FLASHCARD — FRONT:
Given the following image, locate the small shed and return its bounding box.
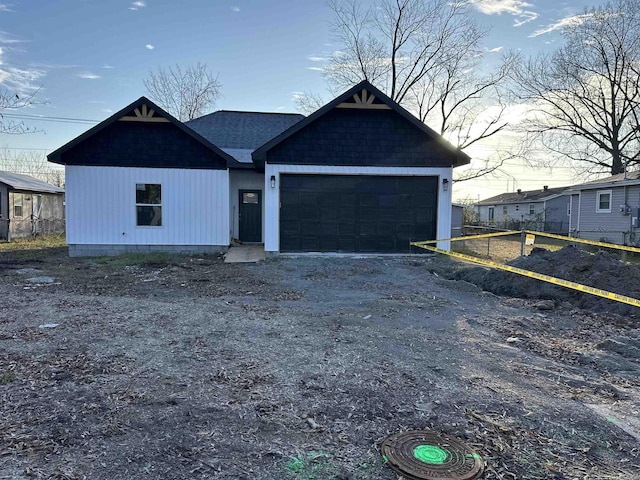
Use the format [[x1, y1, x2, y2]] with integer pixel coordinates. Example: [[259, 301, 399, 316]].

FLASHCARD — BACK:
[[0, 171, 65, 240]]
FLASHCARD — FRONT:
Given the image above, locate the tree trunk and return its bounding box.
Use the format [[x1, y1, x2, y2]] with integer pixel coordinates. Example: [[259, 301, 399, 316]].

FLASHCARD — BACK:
[[611, 152, 625, 175]]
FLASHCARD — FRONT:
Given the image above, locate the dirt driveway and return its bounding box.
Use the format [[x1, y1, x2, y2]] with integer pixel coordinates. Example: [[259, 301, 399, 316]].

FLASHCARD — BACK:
[[1, 247, 639, 479]]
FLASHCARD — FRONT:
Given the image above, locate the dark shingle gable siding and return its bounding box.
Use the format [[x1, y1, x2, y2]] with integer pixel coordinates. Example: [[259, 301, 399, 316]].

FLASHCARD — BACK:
[[265, 109, 456, 168], [58, 121, 227, 169]]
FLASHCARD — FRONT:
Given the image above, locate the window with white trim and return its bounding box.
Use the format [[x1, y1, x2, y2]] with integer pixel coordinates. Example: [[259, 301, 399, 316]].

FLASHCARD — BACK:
[[596, 190, 612, 213], [136, 183, 162, 226], [529, 204, 535, 215], [502, 206, 507, 215]]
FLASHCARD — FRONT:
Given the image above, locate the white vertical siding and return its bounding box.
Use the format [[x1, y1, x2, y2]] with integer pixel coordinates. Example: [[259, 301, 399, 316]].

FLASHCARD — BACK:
[[264, 164, 453, 252], [66, 166, 229, 246]]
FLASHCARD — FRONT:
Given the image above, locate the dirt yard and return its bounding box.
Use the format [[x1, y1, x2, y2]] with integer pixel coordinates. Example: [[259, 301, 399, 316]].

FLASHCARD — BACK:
[[1, 244, 639, 479]]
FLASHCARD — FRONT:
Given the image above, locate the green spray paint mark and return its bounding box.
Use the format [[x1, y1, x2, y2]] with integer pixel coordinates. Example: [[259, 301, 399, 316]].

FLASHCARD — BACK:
[[286, 458, 305, 474], [413, 445, 448, 464]]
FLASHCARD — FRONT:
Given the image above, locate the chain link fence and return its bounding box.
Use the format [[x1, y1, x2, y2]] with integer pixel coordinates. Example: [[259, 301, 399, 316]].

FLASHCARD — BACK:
[[454, 226, 640, 264]]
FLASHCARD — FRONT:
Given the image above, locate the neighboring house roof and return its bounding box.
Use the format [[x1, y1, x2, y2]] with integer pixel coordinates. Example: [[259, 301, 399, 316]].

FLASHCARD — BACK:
[[567, 171, 640, 191], [252, 80, 471, 170], [0, 171, 64, 194], [478, 186, 568, 206], [186, 111, 304, 169], [48, 96, 236, 167]]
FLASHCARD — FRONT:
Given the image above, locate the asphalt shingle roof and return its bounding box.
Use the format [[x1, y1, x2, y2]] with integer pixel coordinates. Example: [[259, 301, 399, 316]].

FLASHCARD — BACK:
[[186, 111, 304, 168], [568, 170, 640, 190], [0, 171, 64, 194], [478, 186, 568, 205]]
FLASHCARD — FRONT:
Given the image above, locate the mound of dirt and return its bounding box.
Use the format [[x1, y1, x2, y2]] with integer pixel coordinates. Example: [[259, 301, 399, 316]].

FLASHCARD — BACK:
[[452, 245, 640, 315]]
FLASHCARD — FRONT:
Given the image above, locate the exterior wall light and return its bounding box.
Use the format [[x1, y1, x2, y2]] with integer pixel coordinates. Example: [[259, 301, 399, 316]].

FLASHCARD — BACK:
[[442, 178, 449, 191], [270, 175, 276, 188]]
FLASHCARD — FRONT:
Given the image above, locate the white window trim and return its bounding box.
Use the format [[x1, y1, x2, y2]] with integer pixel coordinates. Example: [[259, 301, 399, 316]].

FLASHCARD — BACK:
[[529, 203, 535, 215], [596, 189, 612, 213], [136, 183, 163, 227]]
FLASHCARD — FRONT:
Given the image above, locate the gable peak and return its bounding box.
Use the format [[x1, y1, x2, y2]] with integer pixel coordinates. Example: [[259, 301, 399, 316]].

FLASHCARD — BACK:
[[336, 87, 391, 110], [119, 101, 170, 123]]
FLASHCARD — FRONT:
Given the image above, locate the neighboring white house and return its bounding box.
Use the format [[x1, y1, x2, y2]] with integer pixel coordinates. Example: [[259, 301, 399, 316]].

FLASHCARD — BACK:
[[476, 186, 571, 233], [48, 81, 470, 256]]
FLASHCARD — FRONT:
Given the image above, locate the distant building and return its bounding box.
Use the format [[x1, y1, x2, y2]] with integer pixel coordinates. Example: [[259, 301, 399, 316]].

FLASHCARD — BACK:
[[566, 171, 640, 245], [476, 186, 570, 233], [0, 171, 65, 240]]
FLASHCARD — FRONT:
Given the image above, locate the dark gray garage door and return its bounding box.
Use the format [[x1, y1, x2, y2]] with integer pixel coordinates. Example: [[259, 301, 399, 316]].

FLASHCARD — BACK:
[[280, 174, 438, 252]]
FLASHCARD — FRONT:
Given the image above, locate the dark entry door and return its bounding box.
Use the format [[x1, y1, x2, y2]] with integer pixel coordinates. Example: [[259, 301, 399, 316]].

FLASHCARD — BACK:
[[239, 190, 262, 243]]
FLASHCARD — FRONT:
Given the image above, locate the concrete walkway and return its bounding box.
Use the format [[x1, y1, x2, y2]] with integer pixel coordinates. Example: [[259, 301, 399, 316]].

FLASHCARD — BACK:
[[224, 245, 266, 263]]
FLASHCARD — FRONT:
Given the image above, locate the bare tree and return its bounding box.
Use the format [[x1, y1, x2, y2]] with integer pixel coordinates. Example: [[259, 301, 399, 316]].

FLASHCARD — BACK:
[[510, 0, 640, 176], [319, 0, 512, 181], [293, 91, 326, 115], [0, 89, 40, 134], [143, 63, 222, 121], [0, 149, 65, 187]]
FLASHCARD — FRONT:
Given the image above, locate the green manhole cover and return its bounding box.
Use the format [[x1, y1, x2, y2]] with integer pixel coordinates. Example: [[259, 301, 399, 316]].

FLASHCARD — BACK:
[[381, 430, 484, 480]]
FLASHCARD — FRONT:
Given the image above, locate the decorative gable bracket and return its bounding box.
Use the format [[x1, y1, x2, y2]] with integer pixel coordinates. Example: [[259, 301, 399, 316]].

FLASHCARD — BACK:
[[336, 88, 391, 110], [119, 103, 170, 123]]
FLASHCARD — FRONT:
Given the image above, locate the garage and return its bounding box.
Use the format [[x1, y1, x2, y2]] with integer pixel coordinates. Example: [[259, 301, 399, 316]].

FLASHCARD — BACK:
[[280, 174, 438, 253]]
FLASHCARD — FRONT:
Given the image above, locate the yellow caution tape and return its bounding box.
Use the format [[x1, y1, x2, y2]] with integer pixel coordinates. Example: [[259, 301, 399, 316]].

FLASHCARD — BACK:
[[524, 230, 640, 254], [412, 230, 519, 245], [413, 243, 640, 308]]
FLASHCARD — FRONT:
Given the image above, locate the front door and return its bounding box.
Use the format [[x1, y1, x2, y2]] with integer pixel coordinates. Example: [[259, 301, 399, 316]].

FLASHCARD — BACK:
[[239, 190, 262, 243]]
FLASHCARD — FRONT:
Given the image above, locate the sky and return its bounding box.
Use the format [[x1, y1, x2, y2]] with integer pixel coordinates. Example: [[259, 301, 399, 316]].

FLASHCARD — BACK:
[[0, 0, 598, 201]]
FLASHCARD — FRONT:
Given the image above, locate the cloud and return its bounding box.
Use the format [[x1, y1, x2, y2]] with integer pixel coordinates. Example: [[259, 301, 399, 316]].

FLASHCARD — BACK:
[[0, 29, 27, 44], [145, 44, 154, 50], [129, 1, 146, 10], [306, 66, 324, 72], [529, 13, 592, 37], [469, 0, 539, 27], [513, 11, 539, 27], [487, 46, 504, 53], [307, 55, 328, 62], [77, 72, 101, 79], [0, 65, 45, 94], [231, 6, 240, 12], [101, 64, 114, 69], [0, 4, 12, 12]]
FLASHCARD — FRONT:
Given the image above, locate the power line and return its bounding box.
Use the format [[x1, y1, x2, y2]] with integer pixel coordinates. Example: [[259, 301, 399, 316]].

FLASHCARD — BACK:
[[1, 113, 99, 125], [0, 147, 53, 151]]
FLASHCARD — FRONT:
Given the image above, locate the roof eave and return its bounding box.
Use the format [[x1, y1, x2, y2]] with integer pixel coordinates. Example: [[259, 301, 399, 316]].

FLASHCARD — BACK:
[[252, 80, 470, 169], [47, 97, 236, 167]]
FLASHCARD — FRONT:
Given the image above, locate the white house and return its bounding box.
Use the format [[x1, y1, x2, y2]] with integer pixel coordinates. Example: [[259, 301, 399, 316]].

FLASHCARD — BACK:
[[48, 81, 470, 256]]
